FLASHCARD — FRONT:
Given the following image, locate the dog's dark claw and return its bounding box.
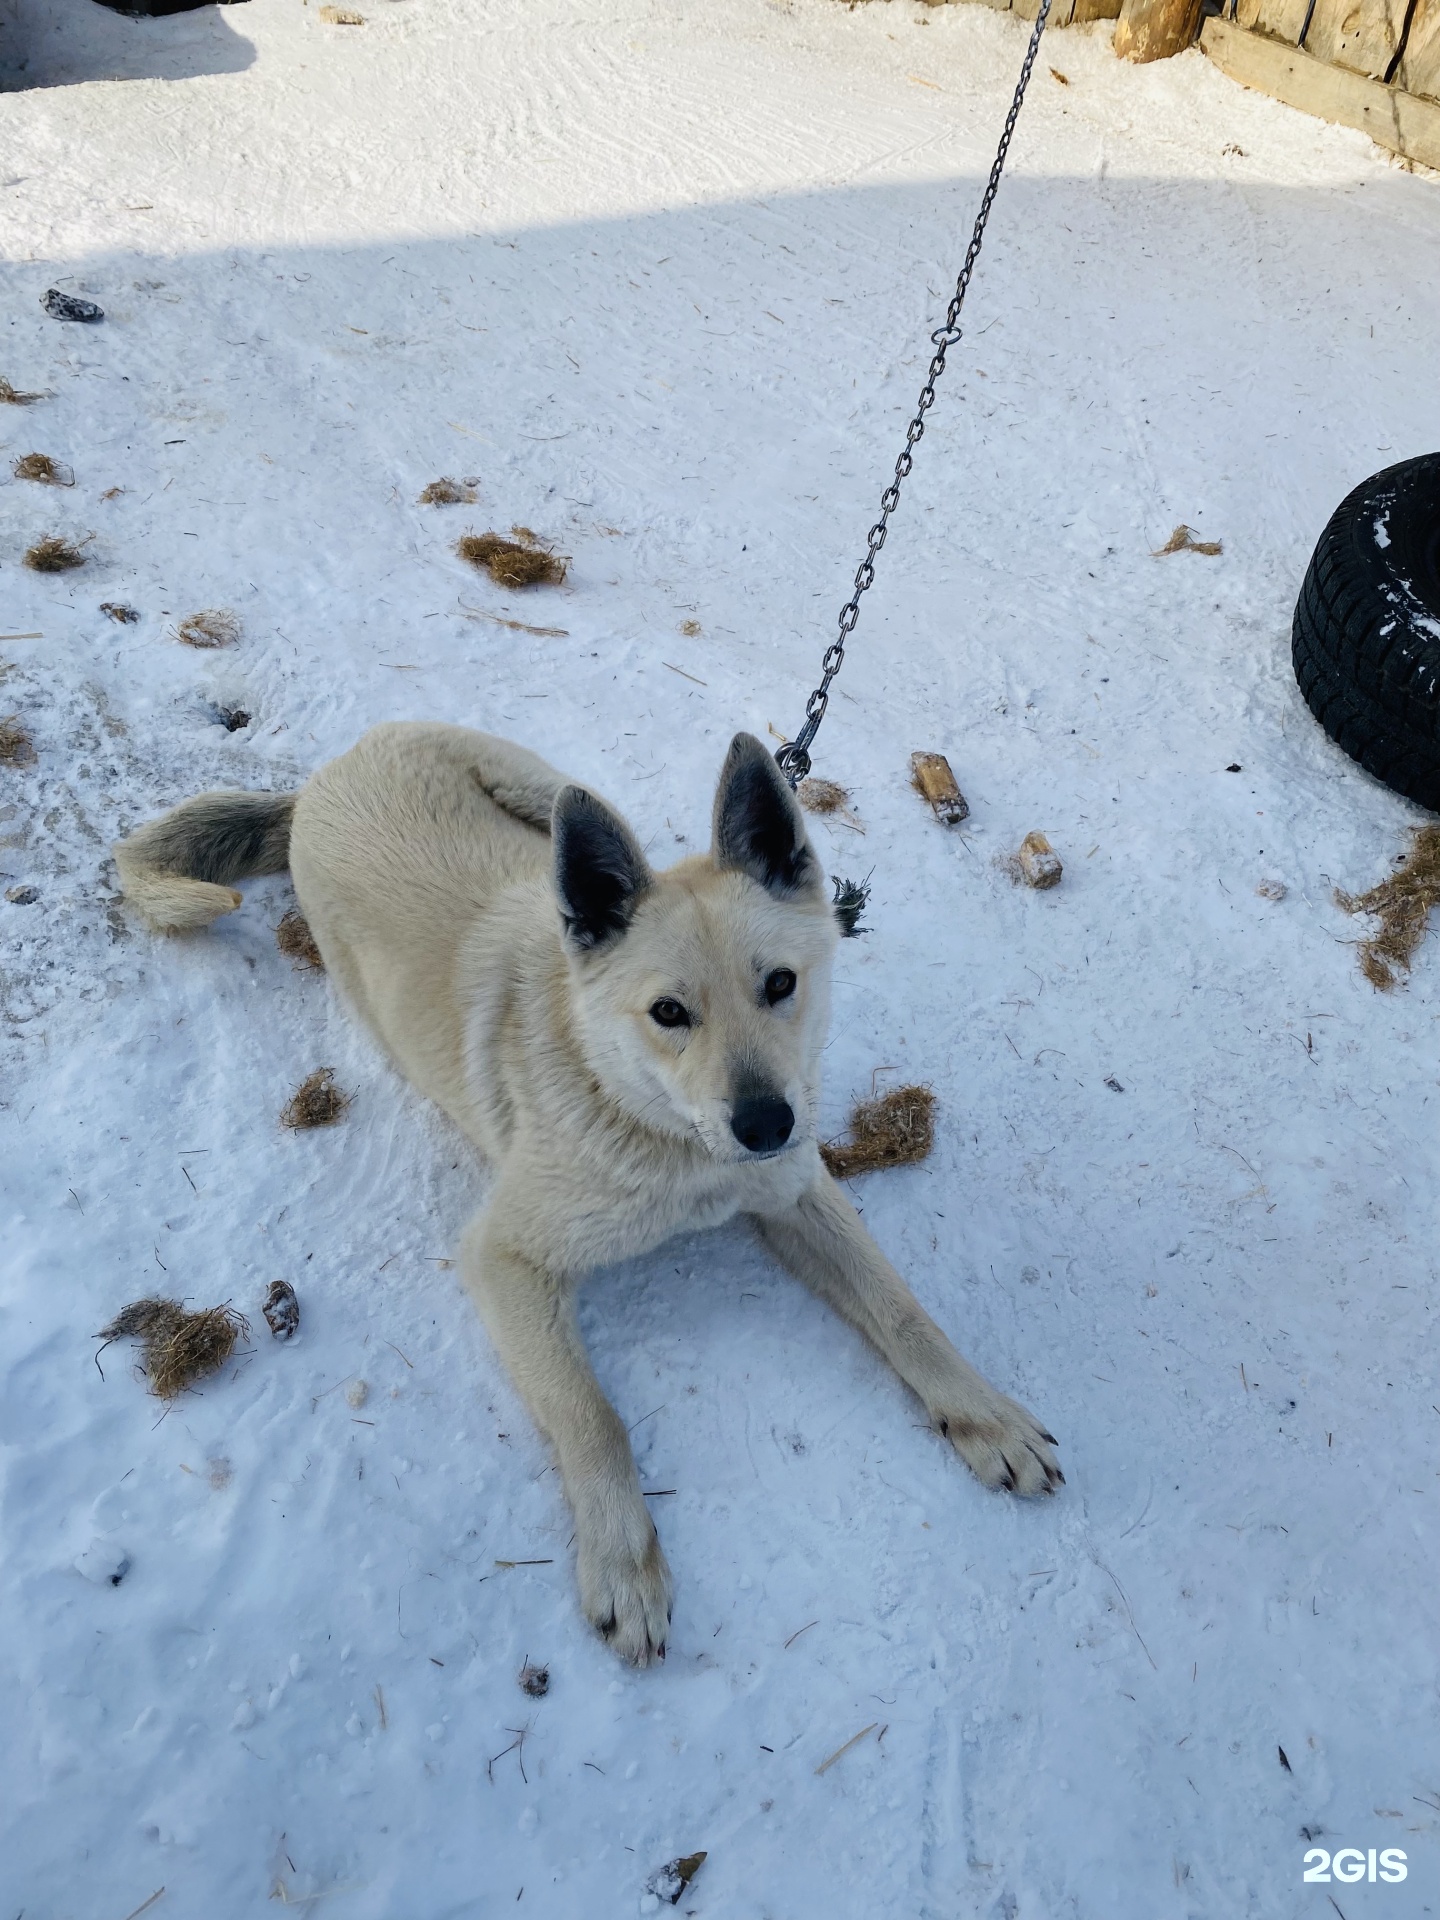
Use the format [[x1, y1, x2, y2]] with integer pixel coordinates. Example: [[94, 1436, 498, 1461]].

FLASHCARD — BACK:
[[1026, 1442, 1064, 1492], [1039, 1430, 1058, 1445], [599, 1611, 617, 1639]]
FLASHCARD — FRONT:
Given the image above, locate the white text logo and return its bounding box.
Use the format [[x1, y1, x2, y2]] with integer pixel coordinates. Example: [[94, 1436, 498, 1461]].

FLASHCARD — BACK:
[[1303, 1848, 1407, 1884]]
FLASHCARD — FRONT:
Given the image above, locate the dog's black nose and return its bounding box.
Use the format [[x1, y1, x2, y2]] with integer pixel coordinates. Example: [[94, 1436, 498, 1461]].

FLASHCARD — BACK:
[[730, 1094, 795, 1155]]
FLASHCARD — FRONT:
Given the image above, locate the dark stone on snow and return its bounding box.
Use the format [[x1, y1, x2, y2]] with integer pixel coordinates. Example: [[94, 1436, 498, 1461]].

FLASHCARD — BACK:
[[43, 289, 104, 322]]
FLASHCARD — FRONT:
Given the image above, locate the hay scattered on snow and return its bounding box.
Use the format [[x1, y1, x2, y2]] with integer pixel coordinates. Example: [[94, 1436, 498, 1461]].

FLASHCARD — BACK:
[[175, 608, 240, 649], [799, 777, 849, 815], [419, 477, 478, 505], [282, 1066, 351, 1129], [519, 1661, 550, 1698], [460, 603, 570, 638], [820, 1084, 935, 1180], [1335, 825, 1440, 990], [0, 716, 37, 767], [13, 452, 74, 486], [276, 907, 325, 971], [457, 530, 567, 589], [97, 1297, 249, 1399], [1, 377, 45, 404], [319, 4, 365, 20], [100, 601, 140, 624], [1153, 524, 1222, 557], [23, 534, 87, 572]]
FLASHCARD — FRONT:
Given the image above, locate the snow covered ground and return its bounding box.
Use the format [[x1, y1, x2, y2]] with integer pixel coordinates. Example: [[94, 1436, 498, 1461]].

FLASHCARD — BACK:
[[3, 0, 1440, 1913]]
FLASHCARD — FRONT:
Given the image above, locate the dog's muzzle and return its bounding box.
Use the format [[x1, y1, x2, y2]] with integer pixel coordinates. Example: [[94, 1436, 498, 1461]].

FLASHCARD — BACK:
[[730, 1094, 795, 1157]]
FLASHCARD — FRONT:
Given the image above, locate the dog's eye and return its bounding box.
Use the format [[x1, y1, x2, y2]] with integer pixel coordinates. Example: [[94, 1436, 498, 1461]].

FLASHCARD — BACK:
[[649, 997, 690, 1029], [764, 969, 797, 1005]]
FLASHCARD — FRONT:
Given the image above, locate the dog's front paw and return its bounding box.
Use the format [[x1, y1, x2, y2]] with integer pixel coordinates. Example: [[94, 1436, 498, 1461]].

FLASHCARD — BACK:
[[934, 1388, 1063, 1497], [577, 1518, 673, 1667]]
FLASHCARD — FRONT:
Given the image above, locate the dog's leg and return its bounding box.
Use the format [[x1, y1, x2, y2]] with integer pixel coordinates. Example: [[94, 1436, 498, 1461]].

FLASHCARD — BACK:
[[753, 1177, 1062, 1496], [460, 1209, 672, 1665]]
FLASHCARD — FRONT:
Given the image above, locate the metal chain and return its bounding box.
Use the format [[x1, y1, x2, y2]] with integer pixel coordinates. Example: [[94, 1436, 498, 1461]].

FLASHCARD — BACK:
[[776, 0, 1053, 787]]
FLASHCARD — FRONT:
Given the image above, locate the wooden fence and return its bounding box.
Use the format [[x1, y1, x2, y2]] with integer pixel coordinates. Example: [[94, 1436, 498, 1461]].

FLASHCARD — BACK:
[[944, 0, 1440, 170]]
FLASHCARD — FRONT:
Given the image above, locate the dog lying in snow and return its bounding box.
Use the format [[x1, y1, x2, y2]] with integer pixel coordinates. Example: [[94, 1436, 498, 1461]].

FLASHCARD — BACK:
[[116, 724, 1062, 1663]]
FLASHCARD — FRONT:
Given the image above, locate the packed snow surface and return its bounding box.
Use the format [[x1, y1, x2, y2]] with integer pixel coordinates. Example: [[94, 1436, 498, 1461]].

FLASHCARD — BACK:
[[3, 0, 1440, 1913]]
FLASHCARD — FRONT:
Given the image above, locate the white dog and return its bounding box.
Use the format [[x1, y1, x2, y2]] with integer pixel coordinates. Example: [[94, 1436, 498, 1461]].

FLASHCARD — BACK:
[[116, 723, 1062, 1664]]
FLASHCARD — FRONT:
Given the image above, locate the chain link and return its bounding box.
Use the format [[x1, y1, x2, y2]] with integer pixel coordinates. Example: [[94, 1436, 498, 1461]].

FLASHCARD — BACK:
[[776, 0, 1053, 787]]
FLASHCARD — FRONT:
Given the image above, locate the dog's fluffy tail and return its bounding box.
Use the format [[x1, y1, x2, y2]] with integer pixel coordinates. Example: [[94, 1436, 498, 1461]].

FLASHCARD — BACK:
[[114, 789, 296, 931]]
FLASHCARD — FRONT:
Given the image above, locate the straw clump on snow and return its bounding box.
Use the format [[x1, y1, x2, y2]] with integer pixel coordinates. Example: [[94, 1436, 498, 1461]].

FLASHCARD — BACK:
[[1335, 825, 1440, 990], [0, 717, 37, 767], [419, 477, 477, 505], [276, 908, 325, 971], [820, 1085, 936, 1179], [23, 534, 87, 571], [1153, 524, 1222, 557], [97, 1297, 249, 1399], [457, 530, 567, 588], [281, 1067, 350, 1129], [13, 453, 73, 486], [798, 778, 849, 815], [175, 609, 240, 649]]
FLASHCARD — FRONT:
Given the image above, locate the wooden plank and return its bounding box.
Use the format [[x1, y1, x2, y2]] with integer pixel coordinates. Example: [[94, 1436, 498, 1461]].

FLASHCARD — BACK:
[[1200, 16, 1440, 168], [1114, 0, 1203, 60], [1016, 0, 1076, 22], [1303, 0, 1409, 80], [1398, 0, 1440, 102], [1072, 0, 1123, 20], [1396, 78, 1440, 141], [1233, 0, 1310, 44]]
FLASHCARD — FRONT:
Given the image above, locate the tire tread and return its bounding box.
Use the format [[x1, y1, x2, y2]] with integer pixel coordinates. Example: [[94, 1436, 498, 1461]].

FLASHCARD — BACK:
[[1291, 453, 1440, 809]]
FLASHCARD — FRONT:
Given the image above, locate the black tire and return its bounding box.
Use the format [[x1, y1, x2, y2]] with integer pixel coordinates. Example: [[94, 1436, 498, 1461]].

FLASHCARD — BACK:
[[89, 0, 246, 14], [1292, 451, 1440, 811]]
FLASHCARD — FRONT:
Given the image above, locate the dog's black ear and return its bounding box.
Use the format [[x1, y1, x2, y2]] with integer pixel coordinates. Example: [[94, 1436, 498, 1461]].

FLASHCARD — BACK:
[[712, 733, 820, 900], [552, 786, 651, 951]]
